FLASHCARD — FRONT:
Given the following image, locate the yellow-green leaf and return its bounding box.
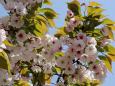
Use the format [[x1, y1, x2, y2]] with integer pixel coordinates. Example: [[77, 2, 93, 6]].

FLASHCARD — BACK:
[[108, 25, 115, 31], [0, 51, 11, 75], [108, 29, 114, 40], [89, 2, 101, 6], [48, 19, 56, 28], [99, 56, 112, 73], [36, 15, 47, 23], [59, 52, 65, 56], [18, 81, 31, 86], [20, 68, 29, 75], [92, 80, 104, 85], [105, 45, 115, 55], [104, 59, 112, 73], [87, 7, 105, 15], [55, 52, 65, 58], [35, 23, 42, 32], [102, 18, 115, 24], [55, 27, 68, 37], [44, 0, 52, 6], [41, 22, 48, 32], [99, 15, 107, 19], [3, 40, 14, 47], [108, 54, 115, 61], [67, 0, 81, 16], [39, 8, 58, 19], [35, 21, 48, 33], [74, 16, 85, 21], [45, 74, 51, 84], [55, 67, 61, 72], [33, 29, 45, 38]]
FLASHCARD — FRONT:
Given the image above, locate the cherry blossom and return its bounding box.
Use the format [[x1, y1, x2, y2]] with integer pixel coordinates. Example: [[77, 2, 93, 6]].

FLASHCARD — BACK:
[[67, 10, 74, 18], [0, 0, 113, 85]]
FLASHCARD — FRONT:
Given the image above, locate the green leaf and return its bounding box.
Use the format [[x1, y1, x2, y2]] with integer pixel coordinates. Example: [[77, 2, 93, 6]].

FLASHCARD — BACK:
[[52, 66, 61, 73], [35, 21, 48, 33], [108, 54, 115, 61], [104, 45, 115, 61], [43, 0, 52, 6], [54, 67, 61, 72], [91, 80, 104, 85], [37, 48, 43, 53], [108, 25, 115, 31], [89, 2, 101, 6], [96, 45, 104, 52], [102, 18, 115, 24], [67, 0, 81, 16], [35, 23, 42, 32], [33, 29, 45, 38], [3, 40, 14, 47], [84, 16, 102, 32], [48, 19, 56, 28], [45, 12, 56, 19], [13, 83, 19, 86], [36, 15, 47, 23], [38, 72, 45, 85], [55, 27, 68, 37], [39, 8, 58, 19], [99, 55, 112, 73], [108, 29, 114, 40], [55, 52, 65, 59], [41, 22, 48, 32], [99, 15, 107, 19], [18, 81, 31, 86], [74, 16, 85, 21], [93, 29, 102, 37], [87, 7, 105, 16], [0, 51, 11, 74], [20, 68, 29, 75], [105, 45, 115, 55]]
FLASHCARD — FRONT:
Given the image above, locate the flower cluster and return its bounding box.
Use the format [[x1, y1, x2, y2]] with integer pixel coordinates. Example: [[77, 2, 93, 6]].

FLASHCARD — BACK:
[[0, 0, 115, 86], [54, 1, 114, 84], [0, 29, 6, 52], [0, 0, 42, 29]]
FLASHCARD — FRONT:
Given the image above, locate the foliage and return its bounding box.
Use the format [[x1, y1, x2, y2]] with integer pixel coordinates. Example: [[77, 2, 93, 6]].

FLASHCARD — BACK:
[[0, 0, 115, 86]]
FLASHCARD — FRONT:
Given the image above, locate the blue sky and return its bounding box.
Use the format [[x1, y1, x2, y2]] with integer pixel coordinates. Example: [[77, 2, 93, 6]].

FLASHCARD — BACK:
[[0, 0, 115, 86]]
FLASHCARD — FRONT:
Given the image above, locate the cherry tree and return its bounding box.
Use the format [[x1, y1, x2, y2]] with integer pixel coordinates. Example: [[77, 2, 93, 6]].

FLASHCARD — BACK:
[[0, 0, 115, 86]]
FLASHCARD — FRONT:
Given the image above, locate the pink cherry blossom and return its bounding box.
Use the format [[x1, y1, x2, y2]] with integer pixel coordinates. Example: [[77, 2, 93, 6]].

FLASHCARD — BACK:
[[73, 39, 85, 51], [75, 49, 83, 58], [80, 54, 88, 63], [15, 2, 27, 15], [0, 16, 9, 29], [67, 45, 76, 56], [0, 29, 6, 42], [0, 0, 16, 10], [66, 23, 74, 32], [56, 56, 67, 68], [67, 10, 74, 18], [16, 30, 27, 42], [11, 15, 24, 28], [77, 32, 86, 42], [65, 65, 75, 74], [101, 26, 108, 36], [70, 18, 79, 27], [85, 45, 97, 55], [87, 37, 97, 46]]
